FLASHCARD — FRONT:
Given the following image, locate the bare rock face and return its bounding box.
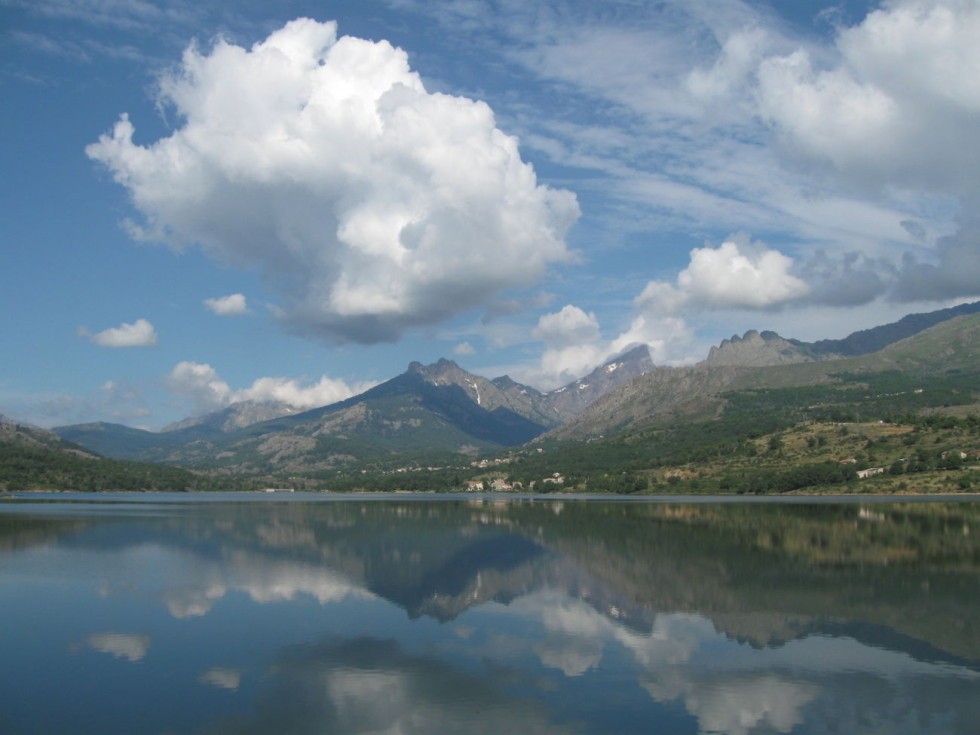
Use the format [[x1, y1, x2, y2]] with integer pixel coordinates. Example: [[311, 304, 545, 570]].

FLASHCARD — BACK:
[[549, 364, 743, 441], [162, 400, 299, 433], [545, 345, 655, 420], [704, 330, 814, 368], [409, 358, 554, 426], [408, 349, 654, 427]]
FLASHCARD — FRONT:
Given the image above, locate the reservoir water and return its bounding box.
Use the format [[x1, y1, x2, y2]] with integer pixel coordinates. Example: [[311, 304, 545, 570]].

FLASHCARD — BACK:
[[0, 493, 977, 734]]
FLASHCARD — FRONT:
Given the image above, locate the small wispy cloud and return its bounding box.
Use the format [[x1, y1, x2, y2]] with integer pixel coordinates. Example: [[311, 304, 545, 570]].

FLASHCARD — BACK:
[[204, 293, 249, 316], [78, 632, 150, 662], [199, 667, 242, 690], [79, 318, 158, 348]]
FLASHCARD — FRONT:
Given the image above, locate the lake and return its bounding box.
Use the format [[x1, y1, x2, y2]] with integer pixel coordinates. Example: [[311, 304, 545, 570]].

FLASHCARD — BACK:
[[0, 493, 977, 734]]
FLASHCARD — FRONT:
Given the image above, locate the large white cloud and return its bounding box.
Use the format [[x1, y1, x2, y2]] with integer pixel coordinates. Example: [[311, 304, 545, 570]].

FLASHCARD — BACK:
[[165, 360, 372, 415], [525, 305, 605, 388], [165, 361, 233, 411], [753, 0, 980, 303], [87, 18, 579, 343], [757, 0, 980, 188], [532, 305, 600, 348], [82, 318, 159, 347]]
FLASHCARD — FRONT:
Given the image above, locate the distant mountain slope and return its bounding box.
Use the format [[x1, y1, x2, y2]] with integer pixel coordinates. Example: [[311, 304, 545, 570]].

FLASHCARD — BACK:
[[162, 400, 300, 433], [799, 300, 980, 357], [55, 360, 554, 469], [152, 364, 551, 472], [0, 414, 231, 491], [553, 313, 980, 440], [55, 349, 655, 467], [53, 422, 156, 457], [703, 300, 980, 369], [2, 414, 96, 456], [847, 311, 980, 372]]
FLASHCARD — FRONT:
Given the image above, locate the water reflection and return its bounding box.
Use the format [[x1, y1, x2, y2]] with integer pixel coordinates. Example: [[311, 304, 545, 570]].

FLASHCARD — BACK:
[[198, 667, 242, 691], [161, 548, 371, 618], [0, 496, 976, 734], [77, 632, 151, 662], [205, 637, 571, 735]]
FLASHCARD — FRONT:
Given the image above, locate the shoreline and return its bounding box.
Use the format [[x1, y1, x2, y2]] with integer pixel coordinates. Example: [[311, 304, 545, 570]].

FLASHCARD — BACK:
[[3, 489, 979, 504]]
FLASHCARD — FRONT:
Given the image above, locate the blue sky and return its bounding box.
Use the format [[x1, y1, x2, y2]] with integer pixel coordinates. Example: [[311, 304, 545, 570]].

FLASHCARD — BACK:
[[2, 0, 978, 429]]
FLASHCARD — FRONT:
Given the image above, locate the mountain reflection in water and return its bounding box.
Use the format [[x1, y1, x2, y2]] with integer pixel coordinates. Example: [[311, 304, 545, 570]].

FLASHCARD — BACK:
[[0, 495, 976, 734]]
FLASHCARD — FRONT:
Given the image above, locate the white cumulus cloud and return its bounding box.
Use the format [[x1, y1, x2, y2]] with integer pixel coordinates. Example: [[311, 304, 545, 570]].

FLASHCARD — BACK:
[[513, 301, 695, 389], [86, 18, 579, 344], [533, 305, 601, 348], [204, 293, 248, 316], [82, 318, 159, 347], [506, 236, 807, 387], [526, 305, 605, 388], [165, 360, 372, 415], [756, 0, 980, 189], [636, 237, 809, 314], [165, 361, 233, 411], [752, 0, 980, 303], [236, 375, 368, 409]]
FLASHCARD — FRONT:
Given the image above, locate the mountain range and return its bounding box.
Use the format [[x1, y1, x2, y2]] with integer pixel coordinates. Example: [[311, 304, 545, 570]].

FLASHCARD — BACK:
[[553, 310, 980, 441], [6, 300, 977, 484], [53, 345, 655, 472]]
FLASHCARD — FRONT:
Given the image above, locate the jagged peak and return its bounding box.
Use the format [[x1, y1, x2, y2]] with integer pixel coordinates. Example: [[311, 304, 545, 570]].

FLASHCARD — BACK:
[[706, 328, 810, 368], [408, 358, 463, 375], [715, 329, 785, 350], [604, 343, 651, 364]]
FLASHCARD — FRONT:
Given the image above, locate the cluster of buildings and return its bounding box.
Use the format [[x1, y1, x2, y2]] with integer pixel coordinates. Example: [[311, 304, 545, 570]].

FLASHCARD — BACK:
[[464, 473, 566, 492]]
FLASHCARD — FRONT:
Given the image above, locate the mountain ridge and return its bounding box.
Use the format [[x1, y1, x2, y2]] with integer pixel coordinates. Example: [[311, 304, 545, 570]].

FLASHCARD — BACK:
[[52, 347, 654, 467], [550, 312, 980, 441], [45, 301, 980, 475], [704, 300, 980, 369]]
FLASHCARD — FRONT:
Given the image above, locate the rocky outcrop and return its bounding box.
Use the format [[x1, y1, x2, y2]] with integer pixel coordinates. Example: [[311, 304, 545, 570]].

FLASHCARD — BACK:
[[704, 330, 814, 367]]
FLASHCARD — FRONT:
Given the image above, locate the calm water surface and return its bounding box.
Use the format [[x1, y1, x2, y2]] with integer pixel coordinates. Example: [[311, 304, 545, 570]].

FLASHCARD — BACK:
[[0, 493, 977, 734]]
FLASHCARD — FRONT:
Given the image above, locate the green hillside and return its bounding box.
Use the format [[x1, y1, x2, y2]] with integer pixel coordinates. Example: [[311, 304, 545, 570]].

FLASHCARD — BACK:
[[491, 317, 980, 495], [14, 311, 980, 494], [0, 414, 249, 492]]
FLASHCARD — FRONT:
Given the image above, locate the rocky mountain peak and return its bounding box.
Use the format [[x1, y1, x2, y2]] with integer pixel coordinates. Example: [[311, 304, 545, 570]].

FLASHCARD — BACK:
[[409, 358, 471, 388], [605, 344, 653, 368], [543, 344, 654, 419], [705, 329, 813, 368]]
